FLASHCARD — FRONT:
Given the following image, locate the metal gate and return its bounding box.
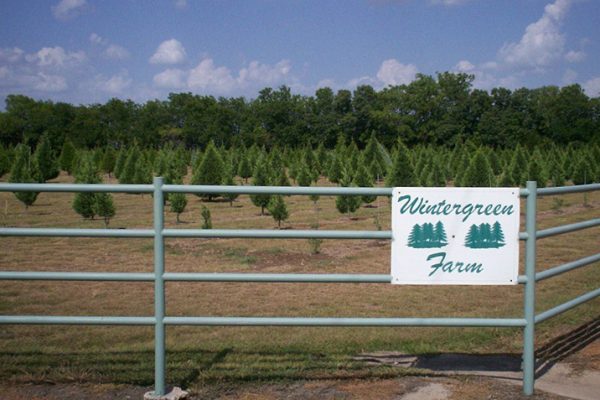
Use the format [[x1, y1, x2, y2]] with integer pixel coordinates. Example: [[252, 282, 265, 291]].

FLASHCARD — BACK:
[[0, 178, 599, 396]]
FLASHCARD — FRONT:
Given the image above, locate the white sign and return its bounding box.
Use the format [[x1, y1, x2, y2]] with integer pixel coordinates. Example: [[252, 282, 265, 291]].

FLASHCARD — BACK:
[[391, 187, 520, 285]]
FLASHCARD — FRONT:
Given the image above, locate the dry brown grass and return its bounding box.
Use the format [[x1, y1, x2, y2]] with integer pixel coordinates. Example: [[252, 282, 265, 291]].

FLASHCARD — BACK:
[[0, 171, 598, 385]]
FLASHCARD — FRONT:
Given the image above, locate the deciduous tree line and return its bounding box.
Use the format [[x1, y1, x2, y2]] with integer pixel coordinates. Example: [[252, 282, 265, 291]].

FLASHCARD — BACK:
[[1, 72, 599, 151]]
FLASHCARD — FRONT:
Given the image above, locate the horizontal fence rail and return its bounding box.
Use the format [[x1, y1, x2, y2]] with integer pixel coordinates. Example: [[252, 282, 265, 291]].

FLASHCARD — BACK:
[[0, 179, 598, 398]]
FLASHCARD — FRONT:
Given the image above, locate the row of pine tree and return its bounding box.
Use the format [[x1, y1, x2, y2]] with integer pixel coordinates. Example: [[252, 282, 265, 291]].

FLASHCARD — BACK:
[[1, 134, 599, 227]]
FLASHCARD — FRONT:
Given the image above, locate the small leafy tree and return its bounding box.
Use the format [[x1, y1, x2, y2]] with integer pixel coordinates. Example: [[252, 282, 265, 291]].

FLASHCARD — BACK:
[[58, 139, 77, 175], [268, 195, 289, 228]]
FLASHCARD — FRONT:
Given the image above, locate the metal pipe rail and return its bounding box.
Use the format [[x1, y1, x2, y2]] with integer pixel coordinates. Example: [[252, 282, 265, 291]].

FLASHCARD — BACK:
[[0, 179, 598, 397]]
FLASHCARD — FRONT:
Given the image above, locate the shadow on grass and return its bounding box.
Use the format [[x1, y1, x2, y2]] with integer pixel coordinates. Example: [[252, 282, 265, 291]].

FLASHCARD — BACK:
[[535, 315, 600, 378], [1, 316, 597, 388]]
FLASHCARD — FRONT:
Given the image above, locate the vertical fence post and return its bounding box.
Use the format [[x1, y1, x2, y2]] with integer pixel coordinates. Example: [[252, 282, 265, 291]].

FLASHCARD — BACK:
[[523, 180, 537, 395], [153, 176, 166, 396]]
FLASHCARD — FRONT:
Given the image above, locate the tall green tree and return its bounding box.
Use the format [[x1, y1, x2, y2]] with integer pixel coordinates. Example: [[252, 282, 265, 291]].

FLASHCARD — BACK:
[[72, 155, 101, 219], [250, 155, 271, 215], [101, 147, 117, 178], [58, 139, 77, 175], [33, 134, 59, 182], [191, 140, 224, 200], [385, 139, 416, 187], [9, 144, 39, 209], [335, 169, 361, 217], [462, 149, 495, 187]]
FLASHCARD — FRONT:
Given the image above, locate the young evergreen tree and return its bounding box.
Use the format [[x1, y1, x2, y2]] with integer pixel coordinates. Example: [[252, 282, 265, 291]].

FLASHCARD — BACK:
[[201, 205, 212, 229], [113, 148, 127, 180], [527, 153, 548, 188], [134, 156, 153, 185], [34, 134, 59, 182], [237, 153, 252, 183], [571, 154, 593, 185], [101, 147, 117, 178], [385, 139, 416, 187], [191, 140, 224, 200], [72, 155, 101, 219], [426, 157, 446, 187], [354, 162, 376, 205], [0, 146, 11, 177], [9, 144, 39, 209], [250, 155, 271, 215], [169, 192, 188, 223], [327, 154, 343, 184], [462, 149, 495, 187], [268, 195, 289, 228], [335, 169, 361, 217], [508, 145, 528, 187], [58, 139, 77, 175], [119, 146, 141, 184], [274, 166, 291, 188], [222, 162, 239, 206], [548, 156, 566, 187], [94, 193, 116, 227]]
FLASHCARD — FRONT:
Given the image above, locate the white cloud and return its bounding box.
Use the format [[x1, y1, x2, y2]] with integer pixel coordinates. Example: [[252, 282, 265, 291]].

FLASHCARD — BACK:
[[89, 33, 130, 61], [188, 59, 236, 92], [89, 33, 107, 46], [498, 0, 572, 68], [454, 60, 475, 73], [430, 0, 472, 5], [150, 39, 187, 65], [583, 77, 600, 97], [104, 44, 130, 60], [95, 71, 132, 94], [52, 0, 86, 20], [0, 47, 25, 63], [376, 59, 418, 86], [30, 73, 68, 92], [238, 60, 291, 86], [153, 68, 186, 89], [174, 0, 188, 10], [565, 50, 585, 63], [25, 47, 86, 68], [0, 66, 10, 80]]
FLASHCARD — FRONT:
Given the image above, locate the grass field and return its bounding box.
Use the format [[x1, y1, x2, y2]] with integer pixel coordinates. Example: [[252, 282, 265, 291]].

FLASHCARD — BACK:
[[0, 171, 598, 393]]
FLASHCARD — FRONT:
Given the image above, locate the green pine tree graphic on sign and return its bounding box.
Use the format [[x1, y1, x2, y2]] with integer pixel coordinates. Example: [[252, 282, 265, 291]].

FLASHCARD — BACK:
[[408, 221, 448, 248], [464, 221, 506, 249]]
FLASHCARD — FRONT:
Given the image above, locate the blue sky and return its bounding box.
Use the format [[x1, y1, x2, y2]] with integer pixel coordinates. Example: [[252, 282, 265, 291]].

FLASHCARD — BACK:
[[1, 0, 599, 107]]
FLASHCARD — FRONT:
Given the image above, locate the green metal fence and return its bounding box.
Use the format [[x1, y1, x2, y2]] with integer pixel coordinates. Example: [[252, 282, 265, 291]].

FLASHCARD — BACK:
[[0, 178, 599, 397]]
